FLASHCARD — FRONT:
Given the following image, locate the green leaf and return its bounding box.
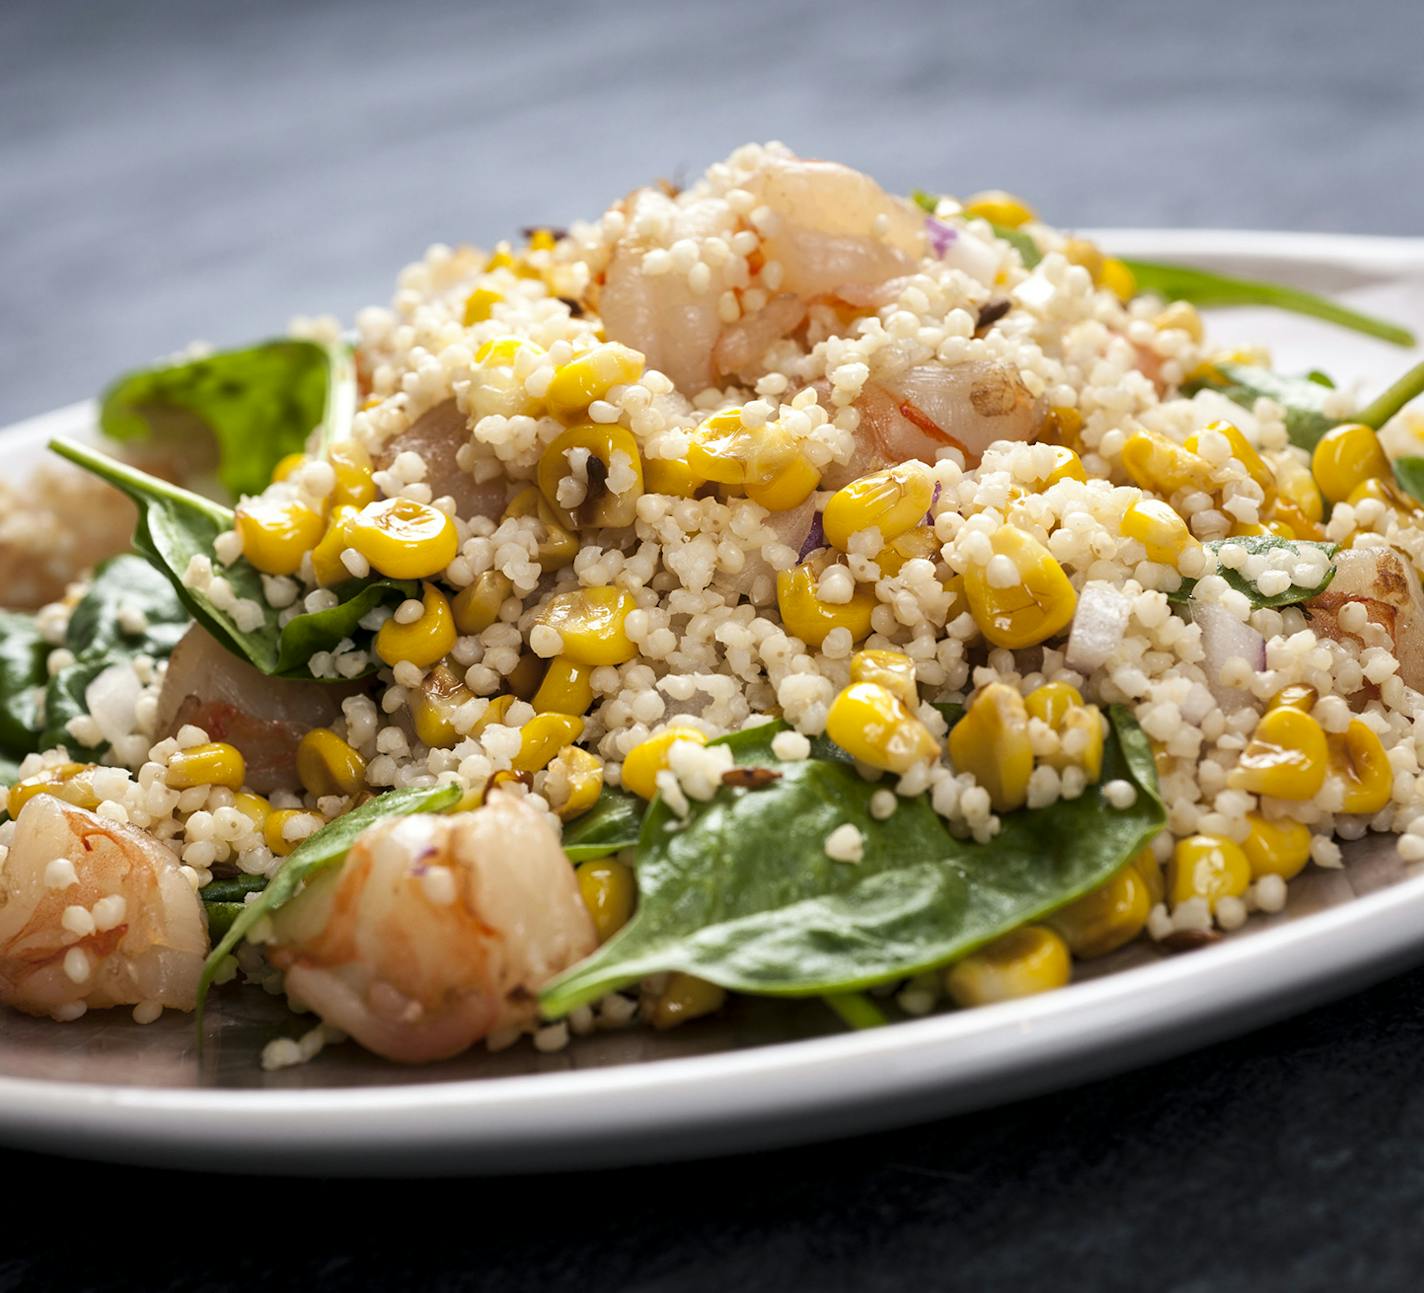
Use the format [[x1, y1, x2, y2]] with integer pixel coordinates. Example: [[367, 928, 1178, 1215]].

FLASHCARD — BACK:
[[1394, 458, 1424, 507], [911, 190, 939, 215], [63, 553, 190, 663], [823, 992, 888, 1030], [540, 709, 1163, 1017], [1199, 363, 1338, 452], [1169, 535, 1339, 609], [199, 874, 269, 903], [0, 610, 49, 759], [561, 785, 646, 861], [100, 340, 356, 498], [1121, 259, 1415, 347], [0, 754, 22, 788], [48, 439, 412, 682], [989, 222, 1042, 268], [195, 780, 462, 1031]]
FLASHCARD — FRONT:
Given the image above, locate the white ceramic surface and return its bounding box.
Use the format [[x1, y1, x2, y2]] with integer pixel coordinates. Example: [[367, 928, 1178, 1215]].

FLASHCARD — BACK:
[[3, 230, 1423, 1176]]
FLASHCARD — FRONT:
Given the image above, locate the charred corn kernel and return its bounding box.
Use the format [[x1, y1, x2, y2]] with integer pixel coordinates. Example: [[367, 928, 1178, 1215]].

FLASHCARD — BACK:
[[945, 926, 1070, 1006], [1023, 681, 1083, 727], [1098, 257, 1136, 301], [1062, 237, 1104, 281], [1328, 719, 1392, 815], [823, 464, 934, 550], [1121, 429, 1216, 496], [745, 454, 820, 511], [234, 498, 324, 577], [1241, 813, 1312, 881], [536, 423, 644, 528], [1154, 300, 1204, 342], [296, 728, 367, 798], [535, 586, 638, 666], [1312, 422, 1391, 504], [576, 859, 635, 941], [876, 527, 941, 577], [964, 189, 1035, 228], [1269, 683, 1318, 712], [451, 570, 512, 635], [826, 682, 941, 774], [513, 713, 585, 773], [503, 485, 578, 570], [533, 655, 594, 716], [622, 726, 708, 800], [6, 763, 100, 817], [263, 809, 307, 857], [462, 286, 503, 326], [962, 525, 1076, 650], [272, 452, 307, 483], [1275, 457, 1325, 524], [1049, 865, 1151, 958], [374, 583, 456, 668], [1228, 706, 1328, 800], [849, 649, 917, 707], [1044, 405, 1084, 450], [1130, 846, 1165, 905], [545, 343, 645, 420], [310, 505, 357, 587], [1121, 497, 1196, 565], [687, 408, 796, 486], [507, 652, 545, 701], [548, 746, 603, 821], [1187, 420, 1274, 502], [470, 694, 516, 736], [350, 498, 459, 580], [328, 442, 376, 510], [948, 683, 1033, 812], [411, 663, 475, 749], [166, 742, 246, 791], [1041, 445, 1087, 487], [651, 972, 726, 1029], [1169, 834, 1251, 911], [644, 457, 702, 498], [775, 563, 876, 648]]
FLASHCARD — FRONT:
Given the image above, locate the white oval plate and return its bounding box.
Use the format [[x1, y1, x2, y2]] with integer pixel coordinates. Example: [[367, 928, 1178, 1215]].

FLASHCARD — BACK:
[[3, 230, 1423, 1176]]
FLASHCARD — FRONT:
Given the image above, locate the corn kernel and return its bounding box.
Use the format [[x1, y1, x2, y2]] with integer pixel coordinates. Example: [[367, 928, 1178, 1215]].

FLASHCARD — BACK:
[[533, 655, 595, 716], [536, 423, 644, 528], [271, 452, 307, 483], [1268, 683, 1317, 712], [310, 504, 358, 587], [350, 497, 459, 580], [1044, 405, 1084, 451], [471, 694, 516, 736], [687, 408, 796, 486], [1228, 706, 1328, 800], [775, 562, 876, 649], [235, 498, 324, 577], [545, 343, 645, 420], [1099, 257, 1136, 301], [506, 653, 544, 701], [650, 972, 726, 1029], [1169, 834, 1251, 911], [374, 583, 456, 668], [503, 485, 578, 570], [745, 454, 821, 511], [1121, 497, 1196, 565], [963, 190, 1035, 228], [945, 926, 1071, 1006], [1154, 300, 1205, 342], [263, 809, 307, 857], [1040, 445, 1087, 487], [962, 525, 1076, 650], [1048, 864, 1151, 958], [1023, 681, 1082, 727], [166, 742, 246, 791], [411, 663, 475, 749], [1131, 846, 1165, 905], [451, 570, 513, 635], [1275, 456, 1325, 524], [462, 287, 503, 326], [1062, 237, 1104, 281], [296, 729, 367, 798], [948, 683, 1033, 812], [1312, 422, 1391, 505], [826, 681, 941, 775], [548, 746, 604, 821], [822, 464, 934, 551], [1347, 476, 1424, 525], [849, 649, 918, 707], [513, 713, 585, 773], [576, 859, 635, 943], [469, 335, 546, 418], [1121, 429, 1216, 497], [535, 586, 639, 666], [6, 763, 100, 818], [876, 527, 941, 578], [644, 458, 703, 498], [622, 726, 708, 799], [1327, 719, 1392, 816], [1241, 813, 1312, 881], [328, 442, 376, 510], [1187, 420, 1273, 502]]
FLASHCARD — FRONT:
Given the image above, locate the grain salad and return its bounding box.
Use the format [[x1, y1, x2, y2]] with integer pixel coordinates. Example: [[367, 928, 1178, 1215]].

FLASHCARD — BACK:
[[4, 142, 1424, 1066]]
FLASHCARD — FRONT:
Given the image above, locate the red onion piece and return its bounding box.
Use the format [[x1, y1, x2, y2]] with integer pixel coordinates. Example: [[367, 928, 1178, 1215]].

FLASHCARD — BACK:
[[925, 217, 956, 258], [797, 511, 826, 561]]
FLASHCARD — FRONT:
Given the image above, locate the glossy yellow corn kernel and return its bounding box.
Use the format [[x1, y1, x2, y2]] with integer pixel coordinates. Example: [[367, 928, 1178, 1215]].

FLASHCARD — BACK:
[[234, 498, 324, 577], [823, 464, 935, 550], [1347, 475, 1424, 524], [547, 746, 604, 821], [826, 682, 941, 775], [1023, 681, 1083, 728], [1130, 846, 1165, 905], [574, 858, 636, 942], [1274, 456, 1325, 524], [963, 189, 1035, 228], [350, 498, 459, 580], [328, 442, 376, 510], [1044, 405, 1084, 451], [1040, 445, 1088, 487], [1098, 257, 1136, 302], [533, 655, 594, 716], [1228, 705, 1329, 801], [948, 683, 1033, 812], [232, 791, 271, 830], [506, 652, 544, 701], [166, 742, 246, 791], [374, 584, 456, 668], [309, 505, 357, 587], [411, 663, 475, 749], [296, 728, 367, 798], [849, 649, 917, 707], [1120, 497, 1195, 566], [746, 454, 821, 511], [462, 286, 503, 326], [1025, 685, 1103, 782], [470, 694, 516, 737], [451, 570, 513, 635], [1187, 420, 1274, 501], [5, 763, 100, 818], [1268, 683, 1318, 712], [526, 227, 557, 252], [644, 457, 702, 498], [545, 343, 645, 420], [503, 486, 578, 570], [1153, 300, 1205, 342], [1169, 834, 1251, 911], [1049, 865, 1151, 958], [271, 452, 307, 483], [650, 972, 727, 1029], [962, 525, 1077, 650], [535, 586, 639, 666], [775, 563, 876, 649], [262, 809, 309, 857], [687, 408, 796, 486], [621, 726, 708, 800], [1121, 429, 1216, 497], [536, 423, 644, 528], [1327, 719, 1392, 816], [1312, 422, 1391, 505], [1241, 813, 1312, 882], [876, 527, 941, 578], [1062, 237, 1104, 281], [513, 713, 585, 773], [945, 926, 1071, 1007], [1267, 499, 1323, 542]]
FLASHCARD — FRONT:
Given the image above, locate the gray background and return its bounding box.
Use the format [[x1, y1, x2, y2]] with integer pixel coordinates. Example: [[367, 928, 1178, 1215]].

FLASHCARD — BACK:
[[4, 1, 1424, 1288]]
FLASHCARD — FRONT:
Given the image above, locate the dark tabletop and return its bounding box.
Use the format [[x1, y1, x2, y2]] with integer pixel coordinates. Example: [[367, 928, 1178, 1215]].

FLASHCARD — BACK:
[[4, 0, 1424, 1288]]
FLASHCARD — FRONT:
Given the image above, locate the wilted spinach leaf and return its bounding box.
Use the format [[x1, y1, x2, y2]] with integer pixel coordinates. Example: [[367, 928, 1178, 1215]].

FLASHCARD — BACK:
[[0, 610, 49, 758], [562, 785, 645, 861], [1168, 536, 1338, 610]]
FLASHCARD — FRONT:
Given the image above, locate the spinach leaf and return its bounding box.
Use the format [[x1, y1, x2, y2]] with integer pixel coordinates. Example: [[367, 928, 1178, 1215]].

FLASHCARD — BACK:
[[562, 785, 645, 861], [196, 780, 462, 1029], [0, 610, 49, 758], [39, 659, 109, 755], [990, 222, 1042, 268], [199, 874, 268, 903], [100, 340, 356, 498], [1169, 536, 1338, 609], [1122, 260, 1414, 347], [540, 709, 1163, 1017], [1393, 458, 1424, 507], [204, 902, 246, 941], [48, 439, 412, 681]]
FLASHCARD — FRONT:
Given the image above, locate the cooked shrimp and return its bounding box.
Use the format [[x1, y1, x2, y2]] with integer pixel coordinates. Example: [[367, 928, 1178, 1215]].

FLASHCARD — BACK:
[[375, 397, 509, 522], [267, 792, 597, 1063], [0, 797, 208, 1018], [1307, 546, 1424, 690]]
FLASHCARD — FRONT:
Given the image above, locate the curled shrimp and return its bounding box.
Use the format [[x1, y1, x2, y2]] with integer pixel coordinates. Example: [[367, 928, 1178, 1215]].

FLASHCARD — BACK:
[[0, 796, 208, 1018], [267, 792, 597, 1063]]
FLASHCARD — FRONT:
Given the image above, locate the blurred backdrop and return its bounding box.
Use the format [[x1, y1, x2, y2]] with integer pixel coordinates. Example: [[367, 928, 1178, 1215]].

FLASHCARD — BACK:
[[2, 0, 1421, 424]]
